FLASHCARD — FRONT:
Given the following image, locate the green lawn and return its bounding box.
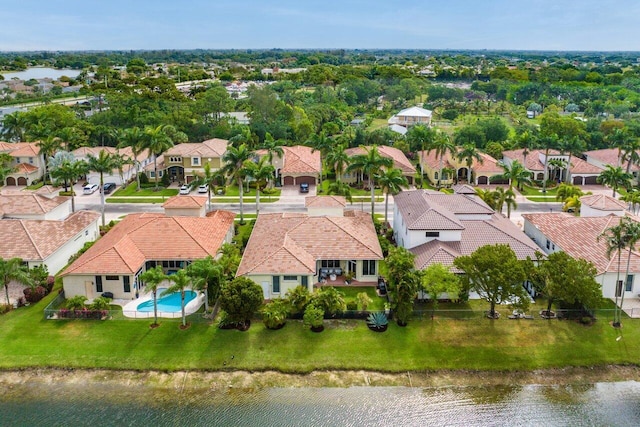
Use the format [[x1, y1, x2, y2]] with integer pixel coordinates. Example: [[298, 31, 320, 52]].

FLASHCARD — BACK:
[[106, 198, 166, 204], [331, 286, 386, 311], [1, 287, 638, 373], [111, 182, 178, 197], [319, 180, 383, 198]]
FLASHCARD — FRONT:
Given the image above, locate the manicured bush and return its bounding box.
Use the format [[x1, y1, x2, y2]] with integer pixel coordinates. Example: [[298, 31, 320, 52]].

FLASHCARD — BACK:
[[303, 304, 324, 331], [285, 286, 311, 315], [0, 304, 12, 315], [261, 299, 290, 330], [218, 277, 264, 327], [346, 301, 358, 311]]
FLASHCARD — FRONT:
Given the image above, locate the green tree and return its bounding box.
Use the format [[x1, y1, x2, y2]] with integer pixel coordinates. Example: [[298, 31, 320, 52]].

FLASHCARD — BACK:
[[325, 143, 350, 182], [1, 258, 32, 306], [36, 136, 63, 184], [142, 125, 174, 191], [406, 124, 436, 184], [218, 277, 264, 328], [259, 133, 284, 187], [420, 263, 461, 316], [385, 246, 420, 325], [620, 218, 640, 325], [454, 244, 528, 318], [456, 144, 483, 184], [312, 287, 346, 316], [376, 167, 408, 227], [504, 188, 518, 218], [194, 163, 219, 212], [187, 256, 224, 311], [0, 153, 15, 185], [346, 145, 393, 218], [597, 165, 632, 197], [261, 299, 290, 329], [87, 150, 118, 227], [49, 157, 88, 212], [309, 131, 333, 188], [243, 156, 275, 214], [560, 136, 586, 183], [327, 180, 353, 203], [139, 266, 167, 327], [1, 112, 28, 142], [495, 160, 531, 191], [284, 285, 311, 315], [162, 269, 191, 328], [429, 133, 456, 189], [599, 220, 627, 326], [117, 127, 146, 191], [221, 143, 253, 223]]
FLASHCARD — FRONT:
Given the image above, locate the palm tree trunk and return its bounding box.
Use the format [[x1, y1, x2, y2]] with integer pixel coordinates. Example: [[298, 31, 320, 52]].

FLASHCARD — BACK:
[[71, 192, 75, 213], [614, 251, 622, 326], [181, 292, 186, 327], [204, 288, 210, 312], [384, 192, 389, 226], [566, 154, 573, 183], [370, 176, 375, 219], [207, 188, 212, 212], [100, 173, 105, 227], [620, 248, 633, 325], [238, 177, 244, 224], [4, 283, 9, 306], [438, 156, 444, 189], [153, 292, 158, 326], [542, 148, 549, 193], [256, 187, 261, 214], [153, 157, 159, 191], [135, 159, 141, 191]]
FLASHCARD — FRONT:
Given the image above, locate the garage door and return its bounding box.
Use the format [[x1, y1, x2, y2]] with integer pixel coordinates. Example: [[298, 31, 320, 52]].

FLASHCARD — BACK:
[[6, 177, 16, 186], [573, 176, 584, 185], [477, 176, 488, 185], [297, 176, 315, 185], [17, 177, 27, 185], [283, 176, 294, 185], [585, 176, 598, 185]]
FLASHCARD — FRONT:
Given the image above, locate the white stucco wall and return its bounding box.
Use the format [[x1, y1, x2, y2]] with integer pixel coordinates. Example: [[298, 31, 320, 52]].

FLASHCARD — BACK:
[[580, 205, 624, 218]]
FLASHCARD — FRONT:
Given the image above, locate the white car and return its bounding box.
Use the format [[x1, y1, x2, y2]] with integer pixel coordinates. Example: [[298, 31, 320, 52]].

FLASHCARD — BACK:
[[179, 185, 190, 195], [198, 185, 208, 194], [83, 184, 99, 194]]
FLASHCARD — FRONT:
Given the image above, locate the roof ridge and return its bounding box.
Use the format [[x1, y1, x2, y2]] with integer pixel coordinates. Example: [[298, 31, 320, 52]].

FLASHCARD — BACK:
[[19, 220, 43, 258], [171, 216, 215, 253], [326, 216, 381, 257]]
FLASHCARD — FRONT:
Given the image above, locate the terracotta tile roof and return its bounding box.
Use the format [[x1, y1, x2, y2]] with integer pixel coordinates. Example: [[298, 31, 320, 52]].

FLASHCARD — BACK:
[[35, 185, 60, 197], [0, 210, 99, 261], [412, 214, 540, 271], [163, 195, 207, 208], [394, 190, 493, 231], [14, 163, 39, 173], [62, 211, 235, 276], [281, 145, 321, 174], [569, 157, 603, 174], [237, 211, 383, 276], [164, 138, 228, 158], [584, 148, 638, 172], [502, 148, 553, 171], [305, 195, 346, 208], [0, 193, 69, 217], [346, 145, 416, 175], [452, 184, 476, 195], [416, 150, 454, 170], [6, 142, 40, 157], [580, 194, 627, 211], [473, 152, 503, 173], [522, 213, 640, 274]]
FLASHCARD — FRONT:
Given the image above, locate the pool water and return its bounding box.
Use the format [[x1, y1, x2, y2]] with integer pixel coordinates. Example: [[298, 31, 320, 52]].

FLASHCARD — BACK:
[[136, 288, 197, 312]]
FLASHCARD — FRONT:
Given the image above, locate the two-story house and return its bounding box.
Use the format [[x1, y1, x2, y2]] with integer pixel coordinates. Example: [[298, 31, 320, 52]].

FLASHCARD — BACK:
[[148, 138, 229, 184], [0, 142, 45, 186], [72, 146, 154, 186]]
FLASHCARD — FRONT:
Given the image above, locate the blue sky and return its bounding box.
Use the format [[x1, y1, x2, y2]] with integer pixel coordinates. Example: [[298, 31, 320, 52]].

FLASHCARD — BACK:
[[1, 0, 639, 51]]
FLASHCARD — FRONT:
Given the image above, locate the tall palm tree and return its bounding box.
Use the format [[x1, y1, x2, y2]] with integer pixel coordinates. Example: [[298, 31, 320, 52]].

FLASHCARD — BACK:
[[309, 132, 333, 189], [87, 150, 118, 227], [187, 256, 223, 313], [1, 257, 32, 306], [620, 218, 640, 325], [222, 143, 253, 224], [555, 183, 584, 204], [597, 165, 632, 197], [547, 158, 567, 182], [1, 112, 28, 142], [36, 136, 63, 184], [142, 125, 174, 191], [376, 167, 409, 226], [325, 144, 350, 182], [456, 144, 483, 184], [428, 133, 456, 189], [50, 158, 88, 212], [406, 124, 436, 186], [599, 221, 627, 327], [259, 133, 284, 186], [243, 156, 275, 214], [504, 188, 517, 218], [621, 138, 640, 175], [162, 269, 191, 328], [620, 190, 640, 215], [139, 266, 167, 327], [606, 128, 628, 168], [495, 160, 531, 191], [117, 127, 146, 191], [539, 134, 558, 194], [0, 152, 15, 185], [560, 136, 586, 184], [346, 145, 393, 218]]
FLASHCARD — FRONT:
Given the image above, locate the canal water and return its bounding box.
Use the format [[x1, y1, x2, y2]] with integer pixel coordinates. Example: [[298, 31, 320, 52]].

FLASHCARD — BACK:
[[1, 68, 81, 81], [2, 381, 640, 426]]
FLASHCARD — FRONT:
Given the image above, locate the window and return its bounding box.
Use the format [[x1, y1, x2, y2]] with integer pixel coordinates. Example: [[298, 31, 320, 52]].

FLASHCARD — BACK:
[[123, 276, 131, 293], [363, 260, 376, 276], [150, 171, 155, 178], [616, 280, 623, 297], [95, 276, 103, 293], [29, 157, 34, 164], [105, 275, 119, 281], [85, 230, 88, 236], [162, 261, 169, 268], [283, 275, 297, 281], [272, 276, 280, 293], [425, 231, 440, 238], [348, 260, 356, 274], [546, 240, 551, 250], [434, 172, 438, 180], [626, 275, 634, 292], [321, 260, 340, 268], [169, 156, 182, 163], [192, 157, 200, 166], [301, 276, 308, 287]]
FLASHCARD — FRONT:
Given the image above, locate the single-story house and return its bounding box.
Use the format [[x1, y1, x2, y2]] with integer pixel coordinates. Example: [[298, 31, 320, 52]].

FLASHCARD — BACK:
[[388, 106, 432, 129], [0, 190, 70, 220], [344, 145, 416, 185], [237, 196, 383, 299], [61, 210, 235, 300], [259, 145, 321, 187]]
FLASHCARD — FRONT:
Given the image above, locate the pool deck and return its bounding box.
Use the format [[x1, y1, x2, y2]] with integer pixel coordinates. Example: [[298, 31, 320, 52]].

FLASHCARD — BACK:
[[121, 288, 205, 319]]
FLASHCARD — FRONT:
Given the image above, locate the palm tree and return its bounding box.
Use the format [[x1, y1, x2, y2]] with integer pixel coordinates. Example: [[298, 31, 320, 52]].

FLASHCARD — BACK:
[[0, 152, 15, 185], [50, 158, 88, 212], [504, 188, 517, 218], [562, 195, 582, 213], [327, 180, 353, 203], [597, 165, 632, 197], [162, 269, 191, 328], [376, 167, 409, 226], [243, 156, 275, 214], [36, 136, 63, 184], [325, 144, 350, 182], [495, 160, 531, 191], [547, 158, 567, 182], [193, 163, 218, 212], [187, 256, 223, 313], [1, 112, 28, 142], [456, 144, 483, 184], [139, 266, 167, 327], [539, 134, 558, 194], [606, 128, 628, 167], [492, 187, 507, 214], [406, 124, 436, 186], [1, 257, 32, 306], [428, 133, 456, 189], [555, 183, 584, 203], [599, 222, 627, 327], [222, 143, 253, 224], [560, 136, 586, 184], [142, 125, 174, 191], [620, 190, 640, 215], [309, 132, 333, 189], [621, 138, 640, 175], [620, 218, 640, 325], [346, 145, 393, 218], [117, 127, 145, 191], [87, 150, 118, 227], [260, 133, 284, 183]]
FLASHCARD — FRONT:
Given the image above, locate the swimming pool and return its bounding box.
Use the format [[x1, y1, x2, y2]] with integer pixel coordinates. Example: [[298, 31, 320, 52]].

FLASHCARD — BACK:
[[136, 288, 197, 313]]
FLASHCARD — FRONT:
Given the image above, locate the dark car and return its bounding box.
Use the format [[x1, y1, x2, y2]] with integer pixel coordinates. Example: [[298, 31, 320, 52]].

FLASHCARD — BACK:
[[299, 182, 309, 193], [103, 183, 116, 194]]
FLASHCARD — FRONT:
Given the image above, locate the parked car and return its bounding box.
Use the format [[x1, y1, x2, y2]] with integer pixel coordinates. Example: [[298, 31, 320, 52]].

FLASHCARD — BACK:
[[198, 184, 208, 194], [299, 182, 309, 193], [103, 183, 116, 194], [83, 184, 99, 194], [179, 185, 190, 195]]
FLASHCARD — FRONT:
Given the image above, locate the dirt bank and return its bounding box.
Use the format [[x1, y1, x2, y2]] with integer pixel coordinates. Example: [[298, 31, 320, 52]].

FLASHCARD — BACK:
[[1, 366, 639, 391]]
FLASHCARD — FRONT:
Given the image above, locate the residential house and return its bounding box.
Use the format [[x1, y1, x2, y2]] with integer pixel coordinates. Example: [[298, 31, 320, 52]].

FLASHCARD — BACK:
[[417, 150, 503, 186], [0, 142, 44, 186], [162, 195, 207, 217], [580, 194, 627, 217], [523, 212, 640, 301], [147, 138, 229, 184], [72, 146, 154, 186], [584, 148, 640, 185], [237, 196, 383, 299], [388, 106, 432, 129], [259, 145, 321, 187], [0, 191, 99, 274], [393, 189, 540, 298], [344, 145, 416, 185], [62, 209, 236, 300], [502, 148, 602, 186]]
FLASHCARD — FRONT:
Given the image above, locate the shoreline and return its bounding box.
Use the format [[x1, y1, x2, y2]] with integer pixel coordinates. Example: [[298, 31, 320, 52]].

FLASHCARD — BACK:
[[1, 366, 639, 390]]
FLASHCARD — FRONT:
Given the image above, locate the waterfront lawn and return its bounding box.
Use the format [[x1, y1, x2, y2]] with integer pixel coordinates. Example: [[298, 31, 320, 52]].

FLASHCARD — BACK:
[[1, 287, 639, 373], [331, 286, 386, 311]]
